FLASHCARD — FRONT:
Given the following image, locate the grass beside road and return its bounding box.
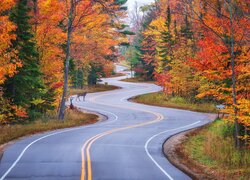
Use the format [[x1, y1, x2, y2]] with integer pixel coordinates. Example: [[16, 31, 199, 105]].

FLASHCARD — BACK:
[[132, 92, 216, 113], [182, 119, 250, 179], [68, 84, 119, 97], [0, 109, 98, 146], [121, 77, 156, 84]]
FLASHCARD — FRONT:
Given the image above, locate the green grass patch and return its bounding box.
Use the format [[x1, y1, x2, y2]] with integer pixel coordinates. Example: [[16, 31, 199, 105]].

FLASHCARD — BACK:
[[0, 109, 98, 146], [132, 92, 216, 113], [184, 120, 250, 179]]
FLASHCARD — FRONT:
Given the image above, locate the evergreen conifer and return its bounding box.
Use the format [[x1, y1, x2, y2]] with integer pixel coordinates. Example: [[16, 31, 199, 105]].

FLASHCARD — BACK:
[[4, 0, 52, 119]]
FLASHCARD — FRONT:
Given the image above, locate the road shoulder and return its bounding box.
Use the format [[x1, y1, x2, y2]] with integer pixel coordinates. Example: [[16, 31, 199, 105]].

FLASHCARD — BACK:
[[163, 114, 218, 179], [163, 127, 216, 180]]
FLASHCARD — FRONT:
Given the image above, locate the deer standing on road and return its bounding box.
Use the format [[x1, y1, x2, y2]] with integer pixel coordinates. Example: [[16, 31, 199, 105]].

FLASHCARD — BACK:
[[76, 92, 87, 101]]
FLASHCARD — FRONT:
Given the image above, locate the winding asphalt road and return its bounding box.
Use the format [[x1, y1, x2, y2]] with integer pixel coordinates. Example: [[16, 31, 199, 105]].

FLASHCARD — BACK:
[[0, 65, 213, 180]]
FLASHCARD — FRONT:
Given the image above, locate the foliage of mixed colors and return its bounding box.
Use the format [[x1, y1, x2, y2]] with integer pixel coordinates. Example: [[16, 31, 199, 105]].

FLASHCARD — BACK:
[[127, 0, 249, 148], [0, 0, 128, 123]]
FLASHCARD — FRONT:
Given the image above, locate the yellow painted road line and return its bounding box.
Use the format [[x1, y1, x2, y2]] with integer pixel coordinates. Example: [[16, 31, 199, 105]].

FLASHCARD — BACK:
[[81, 133, 104, 180], [86, 119, 163, 180], [80, 86, 163, 180], [81, 111, 164, 180]]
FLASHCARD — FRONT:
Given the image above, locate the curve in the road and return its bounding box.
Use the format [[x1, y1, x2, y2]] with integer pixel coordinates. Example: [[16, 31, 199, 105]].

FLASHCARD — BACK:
[[0, 76, 165, 180], [80, 88, 203, 180], [80, 84, 164, 179], [0, 65, 213, 180], [81, 108, 164, 180]]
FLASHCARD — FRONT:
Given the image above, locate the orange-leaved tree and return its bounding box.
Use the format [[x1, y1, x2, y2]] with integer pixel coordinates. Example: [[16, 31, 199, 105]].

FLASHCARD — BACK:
[[30, 0, 66, 108], [0, 0, 21, 84], [184, 0, 250, 147], [58, 0, 125, 120], [0, 0, 28, 124]]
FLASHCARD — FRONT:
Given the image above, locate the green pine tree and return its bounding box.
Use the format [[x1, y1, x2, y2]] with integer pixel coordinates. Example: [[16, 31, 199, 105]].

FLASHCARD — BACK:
[[69, 59, 85, 88], [180, 15, 193, 40], [88, 62, 103, 85], [158, 6, 174, 71], [135, 5, 156, 80], [4, 0, 51, 120]]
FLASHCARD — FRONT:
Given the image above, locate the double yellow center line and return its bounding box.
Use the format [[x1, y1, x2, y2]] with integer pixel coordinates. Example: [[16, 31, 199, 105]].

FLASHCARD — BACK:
[[80, 86, 164, 180], [80, 109, 164, 180]]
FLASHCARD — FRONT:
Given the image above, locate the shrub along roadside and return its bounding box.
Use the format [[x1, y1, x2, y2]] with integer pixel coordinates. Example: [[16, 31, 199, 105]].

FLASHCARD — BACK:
[[132, 92, 216, 113], [182, 119, 250, 179]]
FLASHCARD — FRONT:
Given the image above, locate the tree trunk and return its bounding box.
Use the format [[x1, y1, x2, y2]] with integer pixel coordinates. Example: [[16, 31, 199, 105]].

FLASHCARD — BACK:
[[32, 0, 38, 33], [228, 0, 240, 148], [130, 62, 133, 78], [58, 0, 74, 120]]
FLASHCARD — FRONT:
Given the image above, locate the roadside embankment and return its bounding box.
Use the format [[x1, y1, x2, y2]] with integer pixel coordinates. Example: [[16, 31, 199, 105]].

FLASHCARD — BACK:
[[131, 92, 249, 179], [163, 119, 250, 180]]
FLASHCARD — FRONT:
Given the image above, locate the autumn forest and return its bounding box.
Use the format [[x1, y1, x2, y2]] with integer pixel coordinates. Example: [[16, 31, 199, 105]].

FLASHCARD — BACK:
[[126, 0, 249, 149], [0, 0, 128, 122], [0, 0, 249, 157]]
